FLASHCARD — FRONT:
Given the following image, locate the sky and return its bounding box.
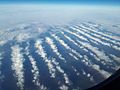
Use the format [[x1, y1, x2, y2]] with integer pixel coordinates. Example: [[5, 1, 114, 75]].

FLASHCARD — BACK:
[[0, 0, 120, 5]]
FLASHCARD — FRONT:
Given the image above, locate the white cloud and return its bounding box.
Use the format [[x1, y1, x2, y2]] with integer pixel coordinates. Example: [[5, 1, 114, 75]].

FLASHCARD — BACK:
[[72, 66, 80, 76], [60, 31, 90, 60], [45, 37, 65, 61], [35, 39, 71, 86], [15, 33, 30, 42], [0, 52, 4, 89], [26, 48, 48, 89], [62, 27, 87, 41], [81, 69, 94, 82], [60, 26, 118, 68], [110, 54, 120, 64], [35, 40, 71, 87], [11, 45, 24, 90], [76, 24, 120, 51], [83, 42, 118, 70], [0, 40, 6, 46], [69, 53, 79, 60], [28, 55, 47, 90], [92, 64, 111, 78], [28, 56, 40, 85], [60, 31, 84, 53], [0, 23, 47, 43], [24, 43, 44, 88], [82, 55, 90, 66], [80, 23, 120, 44], [71, 26, 111, 47], [59, 85, 69, 90], [112, 45, 120, 51], [51, 58, 71, 85], [51, 34, 81, 60], [109, 54, 120, 70], [80, 41, 111, 65], [0, 52, 2, 68], [35, 40, 56, 78]]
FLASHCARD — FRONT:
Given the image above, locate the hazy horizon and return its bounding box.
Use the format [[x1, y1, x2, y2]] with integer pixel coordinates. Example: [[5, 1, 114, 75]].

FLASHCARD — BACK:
[[0, 0, 120, 6]]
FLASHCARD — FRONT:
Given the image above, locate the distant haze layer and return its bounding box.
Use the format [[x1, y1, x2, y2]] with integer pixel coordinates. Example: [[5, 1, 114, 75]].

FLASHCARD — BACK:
[[0, 4, 120, 30]]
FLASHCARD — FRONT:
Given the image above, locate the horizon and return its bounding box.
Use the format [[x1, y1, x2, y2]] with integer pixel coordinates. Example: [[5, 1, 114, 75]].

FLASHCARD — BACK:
[[0, 0, 120, 6]]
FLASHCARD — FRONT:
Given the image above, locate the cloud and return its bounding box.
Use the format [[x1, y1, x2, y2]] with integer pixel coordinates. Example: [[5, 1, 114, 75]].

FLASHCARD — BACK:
[[80, 23, 120, 44], [0, 23, 47, 43], [83, 41, 118, 71], [81, 69, 94, 82], [51, 34, 81, 61], [72, 66, 80, 76], [110, 54, 120, 64], [69, 53, 79, 60], [28, 55, 47, 89], [0, 40, 6, 46], [109, 54, 120, 70], [45, 37, 65, 61], [77, 24, 120, 51], [0, 52, 4, 89], [28, 55, 40, 85], [59, 85, 69, 90], [112, 45, 120, 51], [35, 40, 71, 85], [15, 33, 30, 42], [51, 57, 71, 85], [0, 52, 2, 68], [60, 31, 83, 59], [71, 26, 111, 47], [11, 45, 24, 90], [25, 42, 47, 89], [60, 31, 81, 49], [92, 64, 111, 78], [63, 27, 88, 41], [35, 40, 56, 78], [80, 41, 111, 65]]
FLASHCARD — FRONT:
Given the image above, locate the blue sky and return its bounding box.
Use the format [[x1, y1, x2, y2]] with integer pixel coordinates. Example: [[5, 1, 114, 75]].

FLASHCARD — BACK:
[[0, 0, 120, 5]]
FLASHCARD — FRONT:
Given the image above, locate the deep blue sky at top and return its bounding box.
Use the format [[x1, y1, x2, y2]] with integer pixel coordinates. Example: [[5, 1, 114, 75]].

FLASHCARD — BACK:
[[0, 0, 120, 5]]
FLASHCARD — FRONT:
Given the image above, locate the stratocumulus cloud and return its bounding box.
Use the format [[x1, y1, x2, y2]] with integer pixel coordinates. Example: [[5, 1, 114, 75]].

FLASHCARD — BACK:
[[75, 25, 120, 51], [45, 37, 65, 61], [60, 31, 82, 49], [0, 40, 6, 46], [110, 54, 120, 64], [59, 84, 69, 90], [0, 23, 47, 43], [25, 43, 47, 89], [0, 53, 2, 75], [63, 27, 88, 41], [60, 31, 83, 58], [60, 29, 115, 78], [11, 45, 24, 90], [51, 58, 71, 85], [35, 40, 56, 78], [28, 55, 47, 90], [71, 26, 111, 47], [51, 34, 81, 60], [35, 40, 71, 86], [92, 64, 111, 78], [80, 23, 120, 43], [80, 42, 111, 64], [0, 52, 4, 89]]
